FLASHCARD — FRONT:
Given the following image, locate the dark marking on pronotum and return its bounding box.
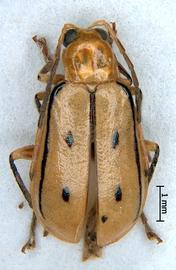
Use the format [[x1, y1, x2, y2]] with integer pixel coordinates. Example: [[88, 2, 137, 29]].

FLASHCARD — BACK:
[[115, 185, 122, 201], [65, 131, 74, 147], [62, 187, 70, 202], [101, 215, 108, 223], [112, 129, 119, 148], [39, 82, 65, 217], [117, 82, 142, 221]]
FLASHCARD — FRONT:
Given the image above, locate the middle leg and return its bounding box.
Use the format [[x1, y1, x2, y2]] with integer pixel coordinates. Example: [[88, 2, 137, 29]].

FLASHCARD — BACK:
[[35, 91, 45, 112], [145, 140, 160, 183]]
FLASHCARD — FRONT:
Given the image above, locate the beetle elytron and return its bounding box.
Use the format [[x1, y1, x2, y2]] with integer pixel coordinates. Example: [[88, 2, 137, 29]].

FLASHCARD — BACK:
[[9, 20, 162, 260]]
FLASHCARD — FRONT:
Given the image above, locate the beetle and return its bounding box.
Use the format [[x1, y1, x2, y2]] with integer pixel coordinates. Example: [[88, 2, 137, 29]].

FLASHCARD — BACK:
[[9, 20, 162, 260]]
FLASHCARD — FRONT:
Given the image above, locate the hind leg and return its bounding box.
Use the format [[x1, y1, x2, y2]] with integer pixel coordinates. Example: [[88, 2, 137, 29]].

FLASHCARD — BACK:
[[21, 212, 37, 253], [141, 212, 162, 243], [9, 146, 37, 252], [140, 140, 162, 243]]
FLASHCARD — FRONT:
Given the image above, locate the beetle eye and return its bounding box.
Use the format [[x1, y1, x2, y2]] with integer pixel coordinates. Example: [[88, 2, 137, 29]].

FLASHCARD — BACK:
[[63, 29, 78, 47], [95, 28, 112, 44], [95, 28, 108, 41]]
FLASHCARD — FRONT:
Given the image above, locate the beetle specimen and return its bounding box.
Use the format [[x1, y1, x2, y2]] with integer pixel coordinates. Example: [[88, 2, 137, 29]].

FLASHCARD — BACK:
[[9, 20, 162, 260]]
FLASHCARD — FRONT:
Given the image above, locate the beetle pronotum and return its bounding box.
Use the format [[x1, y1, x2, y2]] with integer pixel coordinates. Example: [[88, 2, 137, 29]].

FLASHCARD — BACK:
[[9, 20, 162, 260]]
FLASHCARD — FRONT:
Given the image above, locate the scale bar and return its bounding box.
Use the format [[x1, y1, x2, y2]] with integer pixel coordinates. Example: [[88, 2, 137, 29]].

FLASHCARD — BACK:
[[156, 185, 165, 222]]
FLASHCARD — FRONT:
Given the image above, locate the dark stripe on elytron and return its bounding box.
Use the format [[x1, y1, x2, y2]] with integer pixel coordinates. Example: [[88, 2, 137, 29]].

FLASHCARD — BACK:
[[39, 82, 65, 218], [116, 82, 142, 221]]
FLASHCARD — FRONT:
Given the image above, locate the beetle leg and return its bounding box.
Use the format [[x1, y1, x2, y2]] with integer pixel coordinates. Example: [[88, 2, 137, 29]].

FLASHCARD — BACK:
[[33, 35, 65, 85], [9, 145, 34, 208], [144, 140, 160, 183], [126, 86, 142, 123], [21, 212, 37, 253], [33, 35, 52, 63], [141, 212, 162, 243], [116, 60, 142, 123], [37, 60, 64, 84], [118, 62, 132, 84], [112, 27, 143, 122], [38, 68, 65, 84], [113, 30, 139, 89], [111, 21, 117, 34], [35, 91, 45, 112], [135, 87, 142, 123], [18, 201, 25, 209], [43, 229, 49, 237], [113, 30, 143, 122], [9, 146, 39, 252], [116, 60, 133, 86], [83, 206, 102, 261]]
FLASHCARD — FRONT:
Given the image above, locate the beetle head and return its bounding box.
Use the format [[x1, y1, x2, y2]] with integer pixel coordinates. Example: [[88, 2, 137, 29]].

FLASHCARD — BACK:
[[62, 27, 119, 84]]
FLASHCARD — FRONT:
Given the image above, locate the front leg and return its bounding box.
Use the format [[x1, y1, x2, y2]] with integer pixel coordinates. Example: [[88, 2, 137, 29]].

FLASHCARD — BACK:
[[33, 35, 64, 84], [33, 35, 52, 63], [111, 22, 143, 123], [116, 62, 143, 123]]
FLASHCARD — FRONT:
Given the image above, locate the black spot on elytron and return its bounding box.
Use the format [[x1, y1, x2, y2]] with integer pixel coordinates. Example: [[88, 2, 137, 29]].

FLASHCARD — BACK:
[[115, 185, 122, 201], [101, 215, 108, 223], [112, 129, 119, 148], [62, 187, 70, 202], [65, 131, 74, 147]]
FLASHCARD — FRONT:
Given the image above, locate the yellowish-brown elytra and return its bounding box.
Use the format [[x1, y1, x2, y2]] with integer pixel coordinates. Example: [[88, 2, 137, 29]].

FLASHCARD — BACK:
[[9, 20, 162, 260]]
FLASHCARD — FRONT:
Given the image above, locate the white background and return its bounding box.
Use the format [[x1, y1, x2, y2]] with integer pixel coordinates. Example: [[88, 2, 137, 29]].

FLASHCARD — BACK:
[[0, 0, 176, 269]]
